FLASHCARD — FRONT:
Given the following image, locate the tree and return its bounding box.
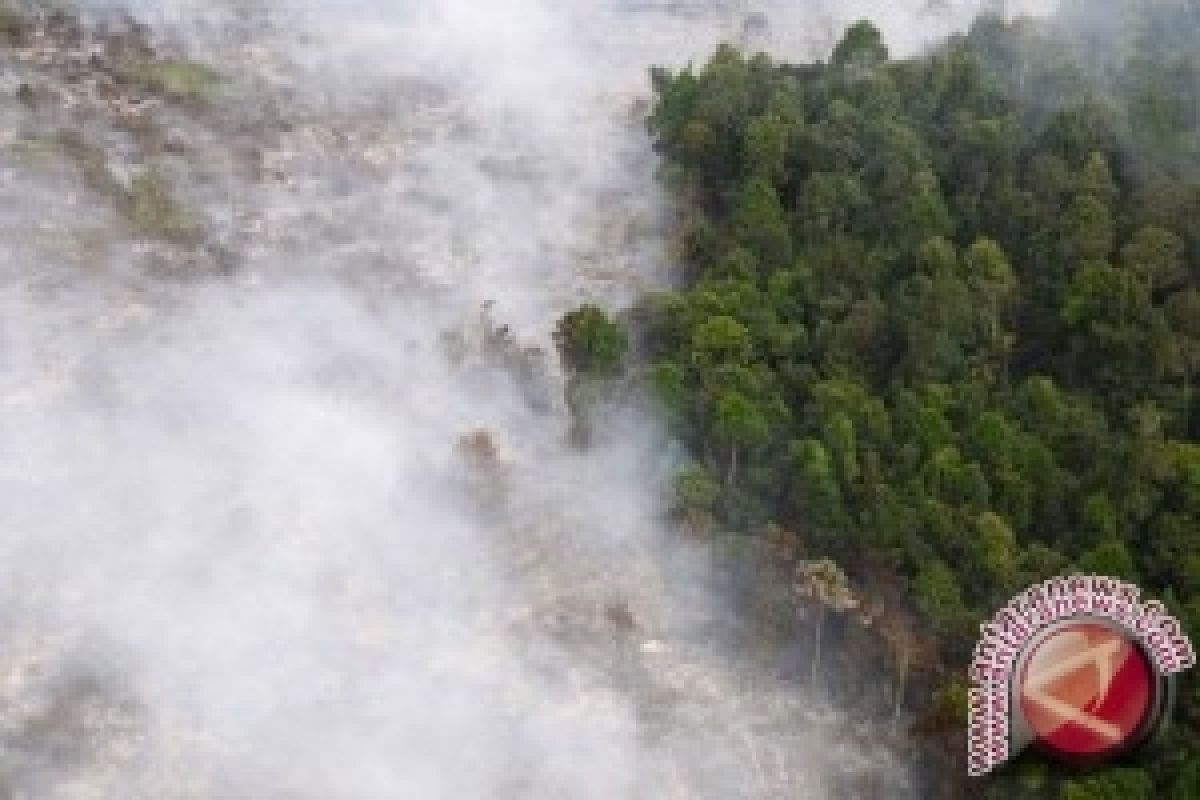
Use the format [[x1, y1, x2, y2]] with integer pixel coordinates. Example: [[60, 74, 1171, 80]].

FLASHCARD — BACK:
[[966, 239, 1018, 379], [1060, 260, 1154, 394], [899, 171, 954, 248], [735, 176, 793, 269], [1078, 151, 1116, 201], [794, 558, 858, 686], [790, 438, 845, 534], [966, 238, 1017, 316], [823, 411, 860, 484], [974, 511, 1018, 590], [914, 559, 967, 634], [554, 305, 627, 377], [673, 463, 721, 523], [712, 388, 770, 484], [690, 315, 753, 369], [832, 20, 889, 69], [879, 609, 932, 727], [1122, 226, 1187, 295], [1062, 194, 1115, 263], [1164, 289, 1200, 427], [1061, 261, 1129, 330], [1078, 539, 1138, 582], [799, 171, 866, 235], [650, 360, 689, 428], [744, 112, 791, 182]]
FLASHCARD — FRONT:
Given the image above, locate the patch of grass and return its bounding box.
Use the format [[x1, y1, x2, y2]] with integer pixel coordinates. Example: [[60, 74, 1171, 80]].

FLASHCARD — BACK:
[[124, 167, 201, 243], [15, 133, 202, 245], [125, 60, 224, 105]]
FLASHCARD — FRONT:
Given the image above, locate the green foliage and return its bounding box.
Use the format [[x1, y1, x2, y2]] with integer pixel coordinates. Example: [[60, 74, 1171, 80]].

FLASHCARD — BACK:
[[125, 167, 201, 243], [123, 59, 224, 104], [831, 20, 888, 69], [1061, 768, 1153, 800], [554, 305, 628, 378], [1078, 538, 1138, 582], [915, 559, 967, 633], [1169, 759, 1200, 800], [929, 676, 969, 728], [735, 177, 792, 268], [673, 463, 721, 517], [645, 7, 1200, 793], [690, 315, 752, 367]]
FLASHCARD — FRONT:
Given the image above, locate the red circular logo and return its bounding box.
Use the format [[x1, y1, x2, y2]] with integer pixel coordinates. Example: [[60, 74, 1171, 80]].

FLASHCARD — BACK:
[[1018, 620, 1156, 759]]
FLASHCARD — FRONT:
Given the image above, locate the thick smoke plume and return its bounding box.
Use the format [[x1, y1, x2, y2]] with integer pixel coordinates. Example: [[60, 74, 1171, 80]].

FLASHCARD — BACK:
[[0, 1, 1052, 797]]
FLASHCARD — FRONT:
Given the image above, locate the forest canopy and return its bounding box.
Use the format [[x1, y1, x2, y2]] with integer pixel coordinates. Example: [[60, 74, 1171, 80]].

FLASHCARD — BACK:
[[630, 2, 1200, 796]]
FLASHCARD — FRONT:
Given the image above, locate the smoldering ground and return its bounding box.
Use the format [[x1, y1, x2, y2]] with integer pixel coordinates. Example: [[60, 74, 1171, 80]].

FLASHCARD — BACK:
[[0, 1, 1053, 798]]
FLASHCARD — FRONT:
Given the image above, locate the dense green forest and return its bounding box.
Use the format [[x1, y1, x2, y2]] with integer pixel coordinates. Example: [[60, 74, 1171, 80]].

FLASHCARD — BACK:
[[564, 1, 1200, 797]]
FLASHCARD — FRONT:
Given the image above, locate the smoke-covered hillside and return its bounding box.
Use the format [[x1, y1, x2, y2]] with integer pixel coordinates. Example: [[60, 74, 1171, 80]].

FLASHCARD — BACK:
[[0, 2, 1053, 799]]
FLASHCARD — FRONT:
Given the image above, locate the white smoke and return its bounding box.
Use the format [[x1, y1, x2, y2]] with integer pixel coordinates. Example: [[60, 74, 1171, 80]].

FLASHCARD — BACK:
[[0, 1, 1047, 797]]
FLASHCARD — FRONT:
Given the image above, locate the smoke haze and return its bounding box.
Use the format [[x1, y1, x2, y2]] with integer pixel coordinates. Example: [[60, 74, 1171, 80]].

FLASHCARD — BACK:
[[0, 1, 1055, 797]]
